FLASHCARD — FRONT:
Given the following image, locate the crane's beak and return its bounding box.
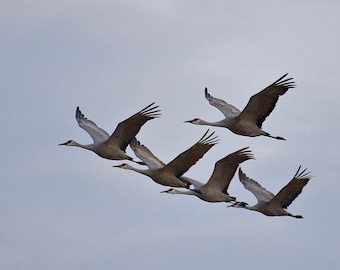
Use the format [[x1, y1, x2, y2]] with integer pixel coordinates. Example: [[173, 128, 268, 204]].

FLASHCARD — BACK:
[[58, 142, 67, 146], [184, 120, 193, 123]]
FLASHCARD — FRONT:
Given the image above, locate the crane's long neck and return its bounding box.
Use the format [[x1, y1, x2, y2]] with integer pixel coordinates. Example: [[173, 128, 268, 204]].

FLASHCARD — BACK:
[[125, 166, 154, 178], [196, 119, 226, 128], [71, 141, 97, 151]]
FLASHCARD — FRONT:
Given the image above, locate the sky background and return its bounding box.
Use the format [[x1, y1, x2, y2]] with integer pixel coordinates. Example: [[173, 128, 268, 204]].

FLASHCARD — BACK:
[[1, 1, 339, 269]]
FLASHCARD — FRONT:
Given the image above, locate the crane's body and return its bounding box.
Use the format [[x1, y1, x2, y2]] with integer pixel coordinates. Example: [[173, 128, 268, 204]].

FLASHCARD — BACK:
[[237, 202, 299, 217], [115, 164, 191, 188]]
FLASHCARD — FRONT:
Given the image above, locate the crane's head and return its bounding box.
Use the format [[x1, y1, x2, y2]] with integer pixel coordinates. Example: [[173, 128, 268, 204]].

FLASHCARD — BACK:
[[184, 118, 202, 125], [59, 140, 76, 146], [227, 201, 248, 208]]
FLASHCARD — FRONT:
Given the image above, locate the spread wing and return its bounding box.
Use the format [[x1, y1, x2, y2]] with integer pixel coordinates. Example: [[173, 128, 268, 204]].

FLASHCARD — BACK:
[[106, 103, 161, 151], [205, 88, 241, 119], [205, 147, 254, 193], [271, 166, 311, 209], [238, 168, 275, 203], [129, 138, 165, 169], [238, 74, 295, 127], [76, 107, 110, 143], [163, 130, 219, 177]]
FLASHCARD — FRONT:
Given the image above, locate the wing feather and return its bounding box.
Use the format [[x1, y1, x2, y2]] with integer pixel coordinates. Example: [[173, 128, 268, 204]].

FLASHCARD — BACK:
[[163, 130, 219, 177], [205, 147, 254, 193], [238, 168, 275, 203], [106, 103, 161, 151], [271, 166, 311, 208], [238, 74, 295, 127], [129, 138, 165, 169], [205, 88, 241, 118], [76, 107, 110, 143]]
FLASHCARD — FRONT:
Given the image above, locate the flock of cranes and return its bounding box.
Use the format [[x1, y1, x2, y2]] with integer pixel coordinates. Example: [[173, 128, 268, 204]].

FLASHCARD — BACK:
[[60, 73, 312, 218]]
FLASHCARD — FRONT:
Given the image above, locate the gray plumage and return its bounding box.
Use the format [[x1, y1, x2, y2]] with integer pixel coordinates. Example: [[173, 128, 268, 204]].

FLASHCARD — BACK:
[[185, 74, 295, 140], [59, 103, 160, 162]]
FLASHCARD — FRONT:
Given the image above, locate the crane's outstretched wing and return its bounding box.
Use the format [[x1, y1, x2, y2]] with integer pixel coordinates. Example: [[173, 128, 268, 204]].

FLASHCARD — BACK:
[[271, 166, 311, 209], [205, 88, 241, 119], [129, 138, 165, 169], [76, 107, 110, 143], [106, 103, 161, 151], [238, 168, 275, 203], [205, 147, 254, 193], [238, 74, 295, 128], [164, 130, 219, 177]]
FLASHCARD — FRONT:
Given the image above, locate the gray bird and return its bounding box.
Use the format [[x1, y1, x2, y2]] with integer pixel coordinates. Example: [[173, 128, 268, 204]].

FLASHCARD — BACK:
[[228, 167, 312, 218], [59, 103, 160, 163], [185, 74, 295, 140]]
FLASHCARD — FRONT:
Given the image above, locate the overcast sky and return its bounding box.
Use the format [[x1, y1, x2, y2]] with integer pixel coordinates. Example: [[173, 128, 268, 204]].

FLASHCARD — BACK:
[[1, 1, 339, 269]]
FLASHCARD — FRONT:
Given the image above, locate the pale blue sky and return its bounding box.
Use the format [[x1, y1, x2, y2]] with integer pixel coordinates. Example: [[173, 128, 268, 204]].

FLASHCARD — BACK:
[[1, 1, 339, 269]]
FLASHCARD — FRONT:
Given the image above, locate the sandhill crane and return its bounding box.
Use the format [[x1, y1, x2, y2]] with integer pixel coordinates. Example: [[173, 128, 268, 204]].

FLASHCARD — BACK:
[[113, 130, 218, 188], [228, 167, 312, 218], [59, 103, 160, 163], [185, 74, 295, 140], [161, 147, 254, 203], [129, 137, 203, 186]]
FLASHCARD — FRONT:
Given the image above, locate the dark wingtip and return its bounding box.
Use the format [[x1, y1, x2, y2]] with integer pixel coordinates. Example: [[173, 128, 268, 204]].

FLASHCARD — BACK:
[[204, 87, 211, 98]]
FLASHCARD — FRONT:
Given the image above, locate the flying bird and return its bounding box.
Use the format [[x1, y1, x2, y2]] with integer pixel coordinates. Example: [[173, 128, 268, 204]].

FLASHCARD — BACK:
[[113, 130, 218, 188], [161, 147, 254, 203], [228, 166, 312, 218], [185, 73, 295, 140], [59, 103, 160, 163]]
